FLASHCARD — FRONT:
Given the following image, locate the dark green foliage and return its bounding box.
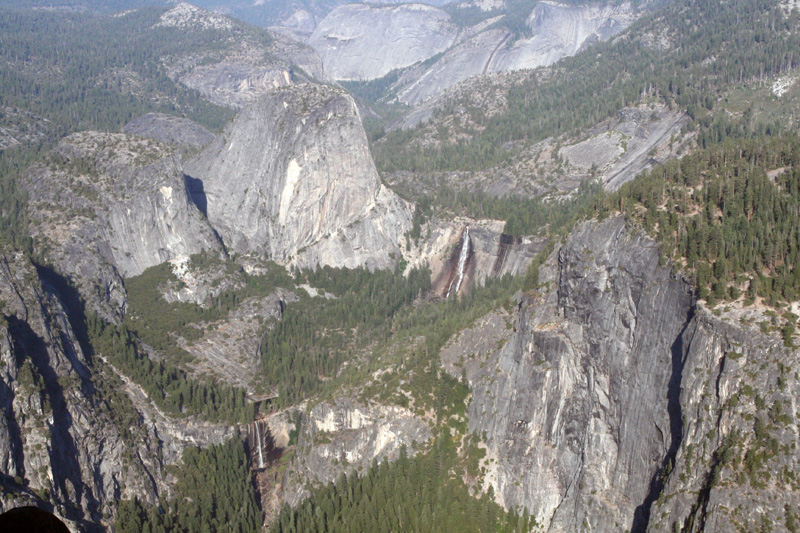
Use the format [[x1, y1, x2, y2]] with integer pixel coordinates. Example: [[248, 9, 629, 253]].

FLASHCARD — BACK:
[[90, 360, 146, 445], [782, 322, 796, 347], [259, 265, 431, 407], [787, 504, 797, 533], [116, 438, 261, 533], [599, 134, 800, 307], [406, 196, 433, 248], [442, 3, 500, 29], [416, 179, 601, 237], [340, 70, 404, 103], [273, 439, 537, 533], [124, 257, 291, 364], [493, 0, 540, 37], [0, 7, 234, 137], [522, 239, 555, 292], [287, 411, 303, 447], [367, 273, 520, 418], [0, 148, 37, 253], [374, 0, 800, 173], [255, 168, 598, 410], [87, 311, 252, 423]]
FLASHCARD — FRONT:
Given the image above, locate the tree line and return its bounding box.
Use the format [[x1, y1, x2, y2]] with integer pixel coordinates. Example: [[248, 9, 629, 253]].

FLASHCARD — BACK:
[[0, 7, 235, 138], [87, 311, 253, 424], [259, 264, 431, 407], [594, 133, 800, 309], [273, 438, 537, 533], [116, 438, 261, 533], [374, 0, 800, 173]]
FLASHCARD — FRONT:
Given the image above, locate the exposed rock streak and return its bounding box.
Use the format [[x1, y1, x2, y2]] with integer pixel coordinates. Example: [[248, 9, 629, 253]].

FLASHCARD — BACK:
[[447, 226, 471, 298]]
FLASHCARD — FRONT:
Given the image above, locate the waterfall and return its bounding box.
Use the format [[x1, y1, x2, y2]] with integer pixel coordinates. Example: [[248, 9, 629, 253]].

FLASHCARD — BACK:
[[255, 420, 264, 469], [447, 226, 470, 298]]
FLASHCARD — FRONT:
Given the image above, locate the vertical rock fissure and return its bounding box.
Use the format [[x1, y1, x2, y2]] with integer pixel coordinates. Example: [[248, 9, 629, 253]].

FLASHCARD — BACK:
[[7, 315, 99, 524], [0, 376, 25, 481], [686, 348, 735, 531], [632, 302, 696, 532]]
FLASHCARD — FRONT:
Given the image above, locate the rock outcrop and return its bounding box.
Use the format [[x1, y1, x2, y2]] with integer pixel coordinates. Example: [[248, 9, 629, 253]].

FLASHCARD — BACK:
[[156, 2, 235, 30], [447, 216, 800, 531], [396, 1, 636, 105], [0, 106, 50, 151], [156, 3, 326, 110], [396, 27, 513, 106], [460, 217, 693, 529], [280, 399, 431, 506], [183, 288, 297, 392], [645, 309, 800, 532], [425, 219, 546, 298], [185, 84, 412, 270], [386, 103, 690, 200], [23, 132, 222, 314], [559, 106, 690, 191], [123, 113, 216, 149], [0, 246, 237, 529], [489, 1, 635, 73], [0, 249, 161, 530], [308, 4, 460, 81]]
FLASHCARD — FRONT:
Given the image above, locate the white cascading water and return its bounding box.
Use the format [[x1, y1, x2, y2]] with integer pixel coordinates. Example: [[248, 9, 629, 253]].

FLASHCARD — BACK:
[[446, 226, 470, 298], [255, 420, 264, 469]]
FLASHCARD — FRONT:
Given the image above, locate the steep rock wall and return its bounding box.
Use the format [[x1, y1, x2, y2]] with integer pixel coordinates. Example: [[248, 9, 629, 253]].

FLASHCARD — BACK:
[[23, 132, 222, 315], [0, 248, 237, 529], [0, 250, 163, 530], [308, 3, 459, 81], [185, 84, 412, 270], [430, 219, 546, 298], [488, 1, 635, 73], [281, 399, 431, 506], [451, 216, 800, 531], [464, 216, 693, 530], [397, 1, 635, 105]]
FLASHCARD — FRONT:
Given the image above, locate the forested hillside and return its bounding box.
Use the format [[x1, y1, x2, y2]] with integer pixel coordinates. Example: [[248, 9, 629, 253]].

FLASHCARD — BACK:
[[374, 0, 800, 173], [594, 133, 800, 333], [273, 439, 536, 533], [0, 8, 234, 138], [115, 439, 261, 533], [2, 0, 800, 530]]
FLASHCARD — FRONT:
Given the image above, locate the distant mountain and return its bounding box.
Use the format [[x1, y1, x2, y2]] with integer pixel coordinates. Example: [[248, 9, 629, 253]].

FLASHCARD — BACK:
[[0, 0, 164, 12], [2, 0, 800, 531]]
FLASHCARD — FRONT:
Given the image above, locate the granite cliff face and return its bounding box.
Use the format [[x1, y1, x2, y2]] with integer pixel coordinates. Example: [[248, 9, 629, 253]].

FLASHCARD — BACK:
[[488, 1, 635, 73], [458, 217, 693, 530], [0, 246, 239, 529], [185, 84, 412, 270], [280, 399, 432, 507], [308, 3, 460, 81], [386, 103, 690, 200], [444, 216, 800, 531], [123, 113, 216, 149], [423, 219, 547, 299], [0, 250, 158, 529], [395, 1, 635, 105], [395, 27, 513, 106], [156, 3, 327, 110], [23, 133, 222, 315]]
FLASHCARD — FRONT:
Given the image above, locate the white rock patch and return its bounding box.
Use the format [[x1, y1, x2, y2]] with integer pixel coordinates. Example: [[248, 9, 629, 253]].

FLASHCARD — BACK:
[[772, 76, 797, 97]]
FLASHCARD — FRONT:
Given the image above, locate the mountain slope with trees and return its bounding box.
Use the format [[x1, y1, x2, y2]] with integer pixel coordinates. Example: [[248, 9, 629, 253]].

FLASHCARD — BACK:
[[374, 0, 800, 174]]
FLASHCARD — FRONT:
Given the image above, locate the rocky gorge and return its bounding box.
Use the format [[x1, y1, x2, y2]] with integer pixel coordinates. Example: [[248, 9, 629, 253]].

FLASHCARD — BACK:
[[1, 0, 799, 530], [442, 216, 800, 531]]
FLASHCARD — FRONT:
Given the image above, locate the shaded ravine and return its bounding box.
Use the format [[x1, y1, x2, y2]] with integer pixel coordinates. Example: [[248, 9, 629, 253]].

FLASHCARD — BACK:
[[632, 301, 697, 532]]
